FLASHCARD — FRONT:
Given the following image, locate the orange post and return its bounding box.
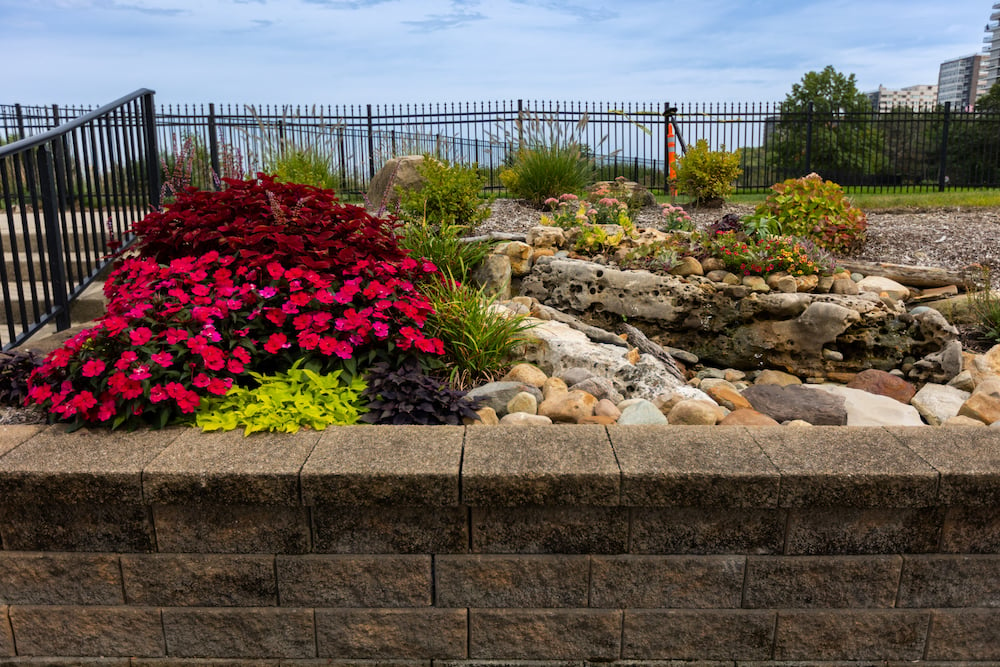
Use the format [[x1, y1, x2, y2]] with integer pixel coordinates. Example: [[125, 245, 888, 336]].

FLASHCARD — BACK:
[[667, 122, 677, 197]]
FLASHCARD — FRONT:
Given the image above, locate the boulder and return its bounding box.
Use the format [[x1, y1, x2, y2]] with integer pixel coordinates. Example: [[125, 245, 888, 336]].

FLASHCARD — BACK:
[[857, 275, 910, 301], [741, 384, 848, 425], [519, 319, 688, 401], [365, 155, 425, 213], [502, 363, 548, 387], [846, 368, 916, 404], [538, 389, 597, 423], [526, 226, 566, 250], [500, 412, 553, 426], [959, 392, 1000, 425], [812, 385, 924, 426], [910, 383, 970, 426]]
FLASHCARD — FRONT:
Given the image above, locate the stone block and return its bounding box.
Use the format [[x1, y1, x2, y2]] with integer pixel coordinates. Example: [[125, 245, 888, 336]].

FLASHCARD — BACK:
[[471, 506, 627, 554], [162, 607, 315, 659], [610, 425, 779, 507], [888, 426, 1000, 505], [786, 507, 945, 554], [470, 609, 621, 660], [589, 555, 744, 608], [743, 555, 902, 608], [774, 610, 929, 660], [941, 506, 1000, 553], [622, 610, 774, 660], [0, 502, 154, 552], [630, 507, 786, 554], [0, 425, 176, 504], [276, 554, 431, 606], [143, 429, 319, 505], [462, 425, 619, 506], [316, 609, 466, 659], [10, 605, 165, 657], [0, 552, 123, 604], [898, 554, 1000, 607], [435, 555, 589, 607], [751, 426, 938, 507], [0, 424, 45, 458], [926, 609, 1000, 660], [0, 606, 10, 657], [152, 504, 310, 554], [302, 426, 463, 506], [312, 505, 468, 554], [121, 554, 277, 606]]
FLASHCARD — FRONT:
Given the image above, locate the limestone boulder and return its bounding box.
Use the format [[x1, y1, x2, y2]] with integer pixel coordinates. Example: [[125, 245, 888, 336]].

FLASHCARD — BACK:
[[519, 318, 689, 401], [365, 155, 425, 213]]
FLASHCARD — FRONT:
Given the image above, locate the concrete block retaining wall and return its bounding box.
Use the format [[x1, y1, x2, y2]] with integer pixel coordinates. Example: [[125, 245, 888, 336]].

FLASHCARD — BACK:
[[1, 422, 999, 665]]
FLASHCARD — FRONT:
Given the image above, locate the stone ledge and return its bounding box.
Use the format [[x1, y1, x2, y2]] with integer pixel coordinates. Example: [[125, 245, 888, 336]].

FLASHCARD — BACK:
[[0, 424, 998, 508]]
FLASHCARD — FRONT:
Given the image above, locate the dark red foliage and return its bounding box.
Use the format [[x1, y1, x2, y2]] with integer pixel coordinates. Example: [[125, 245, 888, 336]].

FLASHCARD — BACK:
[[130, 174, 406, 272]]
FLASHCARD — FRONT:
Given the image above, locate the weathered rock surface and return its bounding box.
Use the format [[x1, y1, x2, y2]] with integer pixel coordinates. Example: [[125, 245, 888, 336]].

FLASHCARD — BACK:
[[365, 155, 425, 213], [519, 257, 957, 380], [812, 384, 925, 426]]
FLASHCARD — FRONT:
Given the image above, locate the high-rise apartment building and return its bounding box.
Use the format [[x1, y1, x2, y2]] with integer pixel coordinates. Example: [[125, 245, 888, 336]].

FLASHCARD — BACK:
[[985, 2, 1000, 90], [937, 54, 989, 109], [868, 84, 938, 110]]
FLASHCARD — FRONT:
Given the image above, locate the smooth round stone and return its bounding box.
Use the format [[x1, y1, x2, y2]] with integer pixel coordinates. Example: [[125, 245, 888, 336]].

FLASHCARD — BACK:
[[506, 391, 538, 415], [500, 412, 553, 425], [618, 400, 668, 425]]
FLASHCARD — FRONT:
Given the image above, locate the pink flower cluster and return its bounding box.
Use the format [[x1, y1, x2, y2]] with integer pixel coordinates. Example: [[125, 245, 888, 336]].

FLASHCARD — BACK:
[[27, 249, 443, 428]]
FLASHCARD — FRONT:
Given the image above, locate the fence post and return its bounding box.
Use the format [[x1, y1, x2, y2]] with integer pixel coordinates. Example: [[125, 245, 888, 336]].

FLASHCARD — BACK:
[[516, 99, 524, 148], [805, 102, 814, 173], [50, 105, 70, 209], [938, 101, 951, 192], [36, 145, 71, 331], [15, 104, 25, 140], [366, 104, 376, 179], [142, 92, 161, 211], [208, 102, 220, 186]]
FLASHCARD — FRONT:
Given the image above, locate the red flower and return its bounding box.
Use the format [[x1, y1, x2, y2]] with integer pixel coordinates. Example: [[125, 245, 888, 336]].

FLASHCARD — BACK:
[[264, 333, 289, 354], [81, 359, 106, 378]]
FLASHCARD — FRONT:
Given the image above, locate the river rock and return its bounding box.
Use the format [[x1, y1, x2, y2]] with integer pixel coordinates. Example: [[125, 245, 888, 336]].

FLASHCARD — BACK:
[[741, 384, 848, 425], [500, 412, 553, 425], [846, 368, 916, 404], [959, 392, 1000, 425], [464, 381, 543, 417], [910, 383, 970, 426], [538, 389, 597, 423], [667, 399, 722, 425], [719, 408, 780, 426], [506, 391, 538, 415], [618, 399, 668, 425], [595, 398, 622, 420], [502, 363, 548, 387], [704, 384, 752, 411], [569, 376, 623, 404], [755, 370, 802, 386], [857, 275, 910, 301], [465, 407, 499, 426], [812, 384, 924, 426]]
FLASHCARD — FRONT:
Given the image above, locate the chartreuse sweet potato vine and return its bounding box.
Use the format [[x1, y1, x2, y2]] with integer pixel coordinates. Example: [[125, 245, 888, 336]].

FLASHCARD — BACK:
[[196, 359, 366, 435]]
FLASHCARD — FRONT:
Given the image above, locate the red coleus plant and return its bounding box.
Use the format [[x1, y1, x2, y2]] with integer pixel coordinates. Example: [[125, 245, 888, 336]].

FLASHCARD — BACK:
[[124, 173, 406, 280], [27, 250, 443, 430]]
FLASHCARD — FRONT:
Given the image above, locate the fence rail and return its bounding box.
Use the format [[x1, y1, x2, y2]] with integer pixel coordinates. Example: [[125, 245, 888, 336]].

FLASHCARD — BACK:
[[5, 99, 1000, 200], [0, 89, 159, 350]]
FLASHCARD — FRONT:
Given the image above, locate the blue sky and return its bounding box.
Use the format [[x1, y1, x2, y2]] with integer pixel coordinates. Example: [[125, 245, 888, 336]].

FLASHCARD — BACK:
[[1, 0, 994, 106]]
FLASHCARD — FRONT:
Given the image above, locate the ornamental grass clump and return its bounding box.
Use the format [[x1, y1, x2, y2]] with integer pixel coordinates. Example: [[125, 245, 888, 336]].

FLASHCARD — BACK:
[[27, 174, 445, 430]]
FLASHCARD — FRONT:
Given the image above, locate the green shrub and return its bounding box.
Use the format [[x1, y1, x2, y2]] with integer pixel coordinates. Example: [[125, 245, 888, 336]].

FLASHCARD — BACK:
[[500, 143, 593, 206], [754, 173, 867, 254], [420, 275, 536, 387], [269, 145, 339, 190], [674, 139, 743, 206], [969, 268, 1000, 342], [396, 156, 491, 228], [397, 218, 493, 283], [196, 359, 366, 435], [620, 241, 684, 274]]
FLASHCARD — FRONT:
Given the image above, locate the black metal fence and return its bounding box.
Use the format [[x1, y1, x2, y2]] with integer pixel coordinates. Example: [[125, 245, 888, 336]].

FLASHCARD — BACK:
[[0, 89, 159, 350], [5, 99, 1000, 200]]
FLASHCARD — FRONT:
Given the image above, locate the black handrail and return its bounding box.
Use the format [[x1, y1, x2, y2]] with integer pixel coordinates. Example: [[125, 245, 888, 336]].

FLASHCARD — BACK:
[[1, 88, 159, 351]]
